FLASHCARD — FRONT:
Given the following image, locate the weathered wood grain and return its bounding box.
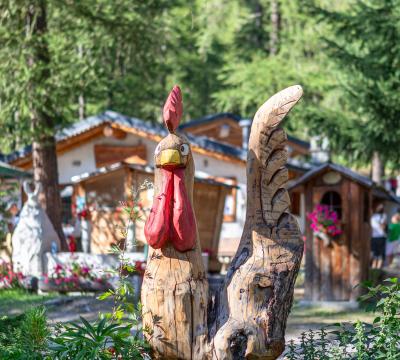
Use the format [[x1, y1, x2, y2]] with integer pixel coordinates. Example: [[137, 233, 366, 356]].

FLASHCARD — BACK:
[[141, 137, 209, 359], [142, 85, 304, 359], [209, 85, 304, 359]]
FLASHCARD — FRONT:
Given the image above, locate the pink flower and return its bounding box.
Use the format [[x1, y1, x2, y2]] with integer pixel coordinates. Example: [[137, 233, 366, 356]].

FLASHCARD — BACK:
[[309, 204, 341, 237]]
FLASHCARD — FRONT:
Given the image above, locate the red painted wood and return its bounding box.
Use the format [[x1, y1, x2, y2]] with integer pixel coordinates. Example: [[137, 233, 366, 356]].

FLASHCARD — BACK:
[[144, 169, 173, 249], [163, 85, 183, 132], [144, 168, 196, 252], [171, 168, 196, 251]]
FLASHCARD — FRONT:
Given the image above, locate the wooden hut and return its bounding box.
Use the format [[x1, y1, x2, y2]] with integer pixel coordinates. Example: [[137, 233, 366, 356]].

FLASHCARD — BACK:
[[70, 162, 233, 272], [289, 163, 374, 301]]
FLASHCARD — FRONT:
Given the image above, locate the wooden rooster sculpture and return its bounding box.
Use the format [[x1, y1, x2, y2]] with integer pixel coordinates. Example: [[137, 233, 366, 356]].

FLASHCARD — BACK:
[[142, 85, 304, 359]]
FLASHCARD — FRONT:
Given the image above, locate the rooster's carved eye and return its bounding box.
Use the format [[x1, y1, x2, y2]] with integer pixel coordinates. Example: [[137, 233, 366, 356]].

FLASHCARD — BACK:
[[155, 144, 162, 155], [180, 144, 190, 156]]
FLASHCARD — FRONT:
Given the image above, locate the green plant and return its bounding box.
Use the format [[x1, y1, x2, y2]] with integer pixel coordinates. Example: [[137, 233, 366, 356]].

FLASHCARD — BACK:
[[0, 306, 49, 359], [285, 278, 400, 359], [48, 181, 152, 359], [49, 316, 149, 360], [21, 306, 50, 355], [99, 181, 151, 322]]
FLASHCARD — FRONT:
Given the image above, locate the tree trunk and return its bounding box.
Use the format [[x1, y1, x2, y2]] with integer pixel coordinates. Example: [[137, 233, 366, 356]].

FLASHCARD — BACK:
[[32, 136, 66, 250], [142, 86, 304, 359], [253, 1, 264, 49], [27, 1, 67, 250], [372, 151, 384, 185], [78, 93, 85, 121], [269, 0, 280, 56], [78, 44, 85, 120]]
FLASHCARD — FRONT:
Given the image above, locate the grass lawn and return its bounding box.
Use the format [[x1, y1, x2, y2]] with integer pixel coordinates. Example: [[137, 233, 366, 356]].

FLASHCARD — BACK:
[[0, 288, 58, 315], [0, 287, 377, 341], [0, 288, 114, 323], [286, 301, 375, 340]]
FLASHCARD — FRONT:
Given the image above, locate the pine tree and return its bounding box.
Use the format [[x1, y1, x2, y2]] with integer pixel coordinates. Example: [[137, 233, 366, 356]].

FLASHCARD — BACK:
[[0, 0, 171, 247], [307, 0, 400, 181], [211, 0, 336, 138]]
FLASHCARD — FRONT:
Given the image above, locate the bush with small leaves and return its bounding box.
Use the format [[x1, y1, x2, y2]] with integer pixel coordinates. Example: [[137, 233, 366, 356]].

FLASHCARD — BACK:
[[0, 306, 49, 359], [284, 278, 400, 359], [47, 181, 153, 360]]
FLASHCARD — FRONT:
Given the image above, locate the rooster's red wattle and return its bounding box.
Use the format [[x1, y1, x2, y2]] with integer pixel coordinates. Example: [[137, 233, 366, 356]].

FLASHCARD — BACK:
[[144, 86, 197, 252]]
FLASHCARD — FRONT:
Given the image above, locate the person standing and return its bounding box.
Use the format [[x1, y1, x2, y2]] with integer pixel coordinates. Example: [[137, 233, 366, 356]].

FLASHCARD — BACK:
[[386, 212, 400, 267], [370, 204, 387, 269]]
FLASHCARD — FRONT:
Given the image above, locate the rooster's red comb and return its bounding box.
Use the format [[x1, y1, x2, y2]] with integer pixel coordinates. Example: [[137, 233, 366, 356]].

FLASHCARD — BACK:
[[163, 85, 183, 132]]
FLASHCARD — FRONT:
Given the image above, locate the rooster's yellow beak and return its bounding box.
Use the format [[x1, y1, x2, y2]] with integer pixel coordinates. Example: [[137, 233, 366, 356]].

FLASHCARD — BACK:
[[160, 149, 181, 167]]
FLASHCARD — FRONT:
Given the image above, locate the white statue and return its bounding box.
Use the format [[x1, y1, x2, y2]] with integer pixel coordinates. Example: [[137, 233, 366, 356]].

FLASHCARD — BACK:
[[12, 181, 60, 277]]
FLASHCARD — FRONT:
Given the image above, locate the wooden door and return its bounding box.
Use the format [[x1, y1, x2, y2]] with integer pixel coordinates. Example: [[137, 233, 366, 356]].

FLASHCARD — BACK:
[[311, 185, 346, 300]]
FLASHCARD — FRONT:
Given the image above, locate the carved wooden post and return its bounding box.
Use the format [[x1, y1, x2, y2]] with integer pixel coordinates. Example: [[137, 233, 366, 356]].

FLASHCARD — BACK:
[[141, 85, 304, 359], [141, 86, 208, 359]]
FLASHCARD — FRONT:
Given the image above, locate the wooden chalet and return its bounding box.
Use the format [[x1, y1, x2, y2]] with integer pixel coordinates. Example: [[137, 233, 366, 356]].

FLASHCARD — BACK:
[[4, 111, 312, 272], [179, 113, 312, 262], [289, 162, 400, 301], [179, 112, 310, 160], [70, 162, 233, 271]]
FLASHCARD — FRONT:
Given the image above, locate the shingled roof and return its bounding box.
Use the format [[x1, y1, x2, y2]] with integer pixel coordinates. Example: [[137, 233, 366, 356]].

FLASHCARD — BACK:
[[288, 162, 374, 189], [178, 112, 310, 150], [1, 110, 310, 172], [288, 162, 400, 204]]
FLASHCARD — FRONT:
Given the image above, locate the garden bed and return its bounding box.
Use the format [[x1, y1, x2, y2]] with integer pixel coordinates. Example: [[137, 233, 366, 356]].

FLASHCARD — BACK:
[[38, 278, 110, 293]]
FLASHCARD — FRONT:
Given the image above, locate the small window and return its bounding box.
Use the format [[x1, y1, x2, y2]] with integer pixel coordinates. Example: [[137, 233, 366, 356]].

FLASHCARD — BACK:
[[321, 191, 342, 219], [60, 185, 73, 224], [61, 196, 73, 224]]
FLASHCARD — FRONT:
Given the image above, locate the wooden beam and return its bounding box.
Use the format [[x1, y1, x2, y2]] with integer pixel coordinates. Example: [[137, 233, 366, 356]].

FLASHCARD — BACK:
[[185, 118, 240, 134], [113, 122, 246, 165], [94, 144, 146, 168], [12, 119, 248, 171], [103, 125, 127, 139], [11, 124, 108, 169]]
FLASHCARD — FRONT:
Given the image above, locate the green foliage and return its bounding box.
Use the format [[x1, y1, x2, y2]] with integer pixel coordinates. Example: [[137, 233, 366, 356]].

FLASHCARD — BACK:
[[100, 181, 152, 323], [0, 306, 49, 359], [0, 0, 171, 152], [46, 181, 153, 360], [0, 0, 338, 142], [0, 181, 152, 359], [211, 0, 336, 136], [286, 278, 400, 359], [2, 0, 399, 171], [305, 0, 400, 168], [49, 317, 149, 359]]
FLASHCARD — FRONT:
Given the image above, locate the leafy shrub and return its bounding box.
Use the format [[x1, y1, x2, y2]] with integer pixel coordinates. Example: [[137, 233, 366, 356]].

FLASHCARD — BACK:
[[0, 306, 49, 359], [49, 317, 150, 359], [285, 278, 400, 359], [46, 182, 152, 360], [0, 183, 152, 359]]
